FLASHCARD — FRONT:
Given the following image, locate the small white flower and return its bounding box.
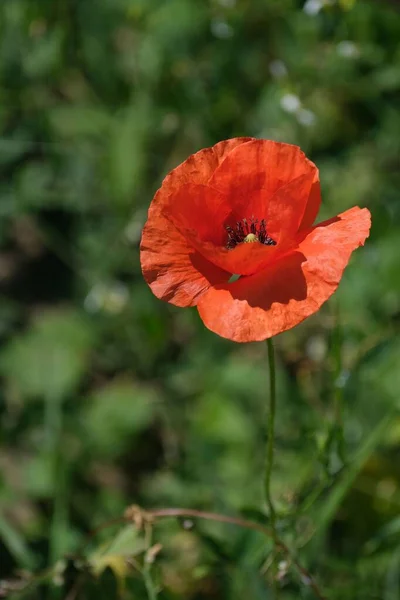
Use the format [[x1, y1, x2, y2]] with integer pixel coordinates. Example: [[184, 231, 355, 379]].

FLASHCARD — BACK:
[[269, 60, 288, 79], [125, 210, 146, 244], [335, 370, 350, 389], [303, 0, 323, 16], [211, 19, 234, 39], [297, 108, 316, 127], [306, 335, 327, 362], [280, 93, 301, 114], [84, 282, 129, 314], [337, 40, 359, 58]]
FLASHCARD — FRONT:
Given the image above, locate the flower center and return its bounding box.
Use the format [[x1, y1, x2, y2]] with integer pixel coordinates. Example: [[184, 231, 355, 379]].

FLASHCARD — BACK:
[[225, 218, 276, 250], [244, 233, 258, 243]]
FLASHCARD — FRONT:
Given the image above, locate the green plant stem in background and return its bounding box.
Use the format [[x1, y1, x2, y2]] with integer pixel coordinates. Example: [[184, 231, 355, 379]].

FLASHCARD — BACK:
[[332, 307, 346, 465], [45, 392, 69, 594], [143, 526, 158, 600], [0, 514, 37, 571], [143, 569, 157, 600], [265, 338, 277, 531], [143, 568, 158, 600], [46, 397, 63, 563]]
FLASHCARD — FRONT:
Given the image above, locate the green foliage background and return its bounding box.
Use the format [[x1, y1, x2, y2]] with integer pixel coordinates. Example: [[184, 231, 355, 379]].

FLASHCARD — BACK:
[[1, 0, 400, 598]]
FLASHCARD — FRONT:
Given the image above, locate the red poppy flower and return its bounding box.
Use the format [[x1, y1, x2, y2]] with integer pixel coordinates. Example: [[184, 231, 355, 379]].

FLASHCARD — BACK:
[[140, 138, 371, 342]]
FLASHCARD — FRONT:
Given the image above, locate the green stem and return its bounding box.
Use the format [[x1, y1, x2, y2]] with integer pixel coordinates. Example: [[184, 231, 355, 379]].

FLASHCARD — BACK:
[[265, 338, 279, 596], [265, 338, 277, 532], [45, 392, 69, 600], [143, 569, 158, 600], [332, 314, 346, 465], [46, 394, 65, 567], [143, 526, 158, 600]]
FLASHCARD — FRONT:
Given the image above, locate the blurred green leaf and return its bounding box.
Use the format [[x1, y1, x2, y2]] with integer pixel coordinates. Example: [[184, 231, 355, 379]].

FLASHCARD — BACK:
[[91, 525, 146, 563], [83, 379, 156, 457], [306, 412, 395, 557], [0, 514, 37, 570], [340, 0, 357, 10], [1, 309, 95, 400], [108, 100, 151, 206], [49, 106, 112, 139], [23, 28, 63, 78], [89, 525, 146, 591]]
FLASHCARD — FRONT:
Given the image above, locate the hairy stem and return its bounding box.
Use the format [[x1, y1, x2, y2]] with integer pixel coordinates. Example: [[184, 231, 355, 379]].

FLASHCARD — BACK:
[[265, 338, 277, 530], [265, 338, 278, 595]]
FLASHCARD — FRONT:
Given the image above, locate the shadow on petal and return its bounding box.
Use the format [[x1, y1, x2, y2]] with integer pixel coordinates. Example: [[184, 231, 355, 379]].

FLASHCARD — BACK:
[[197, 251, 309, 342], [222, 251, 308, 309]]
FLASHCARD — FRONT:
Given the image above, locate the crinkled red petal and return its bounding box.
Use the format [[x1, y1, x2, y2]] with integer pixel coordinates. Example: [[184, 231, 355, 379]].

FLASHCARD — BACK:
[[299, 172, 321, 230], [163, 171, 315, 276], [197, 207, 371, 342], [209, 138, 318, 201], [140, 138, 253, 306], [140, 212, 230, 307], [149, 137, 255, 215]]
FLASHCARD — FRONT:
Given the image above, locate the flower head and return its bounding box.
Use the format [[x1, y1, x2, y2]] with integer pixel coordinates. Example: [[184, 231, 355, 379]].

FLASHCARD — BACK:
[[140, 138, 371, 342]]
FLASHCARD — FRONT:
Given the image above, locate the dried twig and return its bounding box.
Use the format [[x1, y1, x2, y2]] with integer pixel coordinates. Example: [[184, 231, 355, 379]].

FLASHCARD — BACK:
[[83, 505, 327, 600]]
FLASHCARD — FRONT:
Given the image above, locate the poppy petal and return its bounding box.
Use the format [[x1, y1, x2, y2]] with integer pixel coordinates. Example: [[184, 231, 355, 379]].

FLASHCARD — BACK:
[[163, 174, 315, 276], [162, 183, 232, 246], [140, 212, 230, 307], [209, 139, 318, 202], [299, 173, 322, 230], [265, 170, 316, 241], [150, 137, 254, 214], [197, 207, 371, 342], [141, 138, 254, 306]]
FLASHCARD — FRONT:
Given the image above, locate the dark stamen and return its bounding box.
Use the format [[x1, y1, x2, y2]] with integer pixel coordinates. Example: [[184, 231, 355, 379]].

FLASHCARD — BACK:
[[225, 217, 277, 249]]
